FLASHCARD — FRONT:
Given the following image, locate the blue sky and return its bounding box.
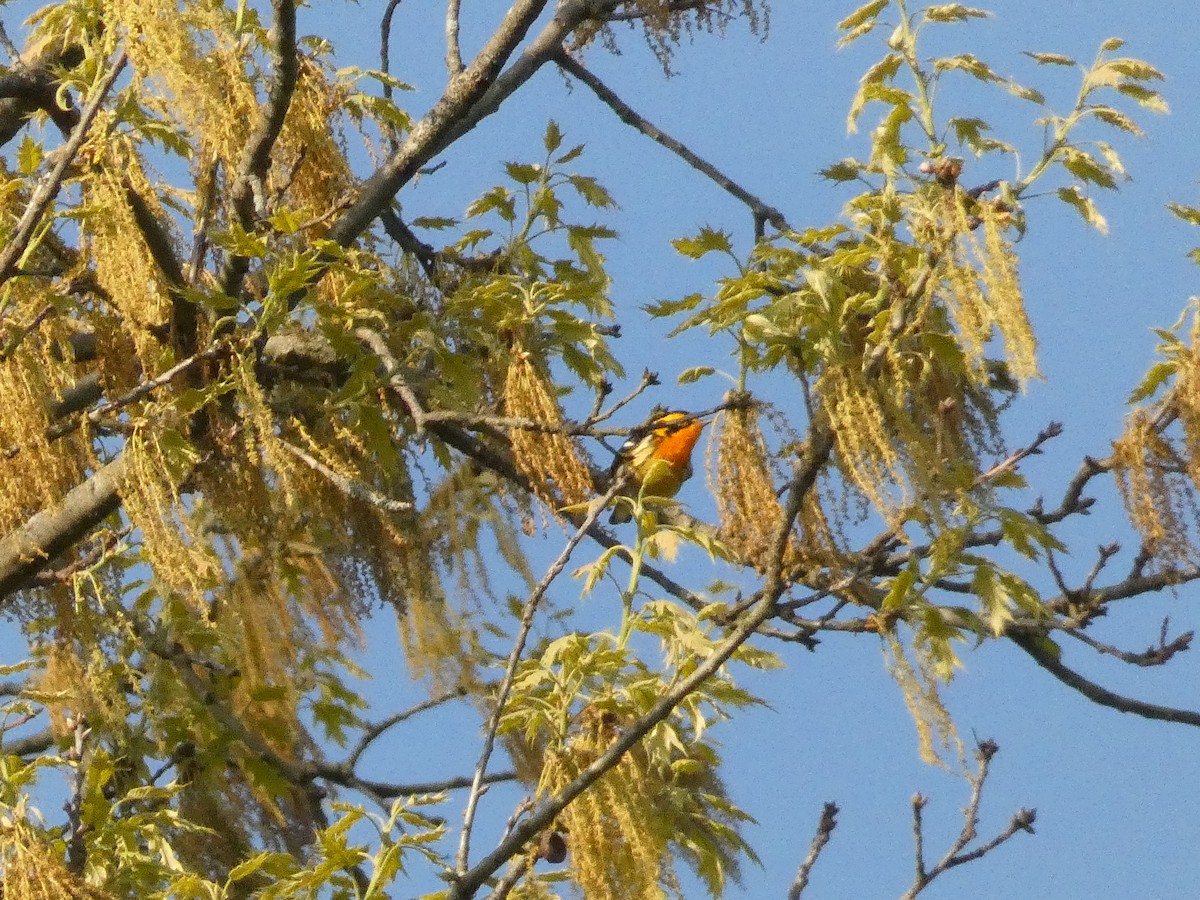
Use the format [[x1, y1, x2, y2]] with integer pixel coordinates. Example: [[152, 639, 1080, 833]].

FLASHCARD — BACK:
[[8, 0, 1200, 897]]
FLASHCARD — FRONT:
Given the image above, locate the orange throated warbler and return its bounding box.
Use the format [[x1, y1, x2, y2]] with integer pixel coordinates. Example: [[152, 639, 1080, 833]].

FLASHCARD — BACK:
[[608, 410, 707, 524]]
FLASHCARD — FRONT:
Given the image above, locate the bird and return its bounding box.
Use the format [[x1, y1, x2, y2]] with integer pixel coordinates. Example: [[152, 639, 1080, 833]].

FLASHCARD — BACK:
[[608, 410, 707, 524]]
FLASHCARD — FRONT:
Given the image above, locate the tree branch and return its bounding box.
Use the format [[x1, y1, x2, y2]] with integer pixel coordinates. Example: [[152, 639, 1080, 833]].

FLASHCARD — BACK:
[[901, 740, 1035, 899], [220, 0, 299, 298], [787, 802, 838, 899], [554, 49, 790, 234], [1011, 629, 1200, 727], [0, 50, 127, 286], [0, 456, 127, 600]]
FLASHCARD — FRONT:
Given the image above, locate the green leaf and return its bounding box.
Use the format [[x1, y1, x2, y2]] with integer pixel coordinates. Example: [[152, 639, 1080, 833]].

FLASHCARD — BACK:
[[555, 143, 586, 164], [1090, 105, 1143, 136], [672, 226, 734, 259], [543, 119, 563, 153], [1006, 81, 1045, 104], [836, 0, 889, 32], [1024, 51, 1076, 66], [934, 53, 1003, 83], [1106, 57, 1165, 82], [411, 215, 458, 230], [971, 563, 1011, 636], [1100, 36, 1126, 52], [677, 366, 716, 384], [566, 174, 617, 208], [574, 545, 626, 598], [1169, 203, 1200, 227], [466, 186, 515, 221], [1128, 360, 1176, 404], [1113, 81, 1169, 113], [820, 158, 864, 182], [882, 568, 917, 612], [645, 292, 704, 318], [1061, 148, 1118, 190], [1056, 186, 1109, 234], [923, 5, 990, 23], [505, 161, 542, 185], [227, 851, 295, 883], [16, 134, 42, 175]]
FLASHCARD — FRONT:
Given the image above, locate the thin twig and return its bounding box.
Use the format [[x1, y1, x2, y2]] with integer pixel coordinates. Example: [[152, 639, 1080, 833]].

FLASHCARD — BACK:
[[1012, 629, 1200, 726], [455, 474, 630, 874], [554, 50, 790, 234], [487, 856, 532, 900], [346, 687, 467, 769], [971, 421, 1063, 488], [1063, 622, 1193, 667], [901, 740, 1035, 899], [278, 439, 413, 513]]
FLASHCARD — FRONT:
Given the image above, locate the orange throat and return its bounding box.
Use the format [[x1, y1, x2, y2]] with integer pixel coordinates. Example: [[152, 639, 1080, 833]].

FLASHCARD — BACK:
[[655, 420, 705, 470]]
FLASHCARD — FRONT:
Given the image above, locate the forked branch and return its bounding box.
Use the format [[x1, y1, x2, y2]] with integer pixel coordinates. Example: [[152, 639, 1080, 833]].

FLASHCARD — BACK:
[[902, 739, 1035, 899]]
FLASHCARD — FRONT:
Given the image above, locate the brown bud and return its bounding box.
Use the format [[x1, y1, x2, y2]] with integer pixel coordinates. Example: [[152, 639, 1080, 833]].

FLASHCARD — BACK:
[[537, 830, 568, 864]]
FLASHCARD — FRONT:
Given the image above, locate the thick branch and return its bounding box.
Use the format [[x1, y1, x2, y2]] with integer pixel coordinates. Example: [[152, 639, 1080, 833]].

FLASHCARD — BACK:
[[0, 456, 126, 599], [330, 0, 613, 247], [220, 0, 299, 297]]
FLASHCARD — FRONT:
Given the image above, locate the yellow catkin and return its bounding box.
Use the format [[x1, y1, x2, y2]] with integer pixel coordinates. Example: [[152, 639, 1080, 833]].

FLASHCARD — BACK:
[[121, 429, 222, 613], [1173, 317, 1200, 492], [711, 407, 794, 573], [103, 0, 257, 172], [536, 707, 678, 900], [79, 148, 175, 369], [944, 196, 1039, 383], [0, 824, 116, 900], [279, 56, 353, 238], [883, 634, 963, 769], [1112, 411, 1194, 565], [504, 347, 594, 509], [0, 344, 89, 534], [818, 365, 909, 517]]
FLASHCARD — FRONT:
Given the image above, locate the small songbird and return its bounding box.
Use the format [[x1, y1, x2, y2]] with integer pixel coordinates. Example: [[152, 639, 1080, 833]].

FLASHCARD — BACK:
[[608, 410, 707, 524]]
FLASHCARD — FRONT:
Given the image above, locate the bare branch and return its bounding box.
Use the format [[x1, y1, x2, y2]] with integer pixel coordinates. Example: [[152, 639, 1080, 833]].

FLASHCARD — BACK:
[[1012, 629, 1200, 727], [971, 421, 1063, 488], [446, 0, 464, 74], [787, 802, 838, 899], [1063, 620, 1193, 667], [901, 740, 1035, 899], [346, 687, 468, 770], [554, 50, 790, 234]]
